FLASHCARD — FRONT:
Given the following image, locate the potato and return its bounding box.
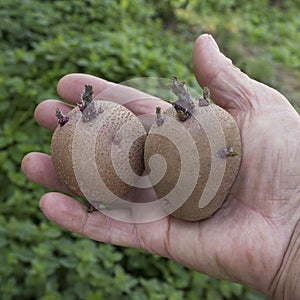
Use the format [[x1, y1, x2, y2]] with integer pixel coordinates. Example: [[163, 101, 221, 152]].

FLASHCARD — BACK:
[[144, 77, 241, 221], [50, 85, 146, 204], [50, 79, 241, 222]]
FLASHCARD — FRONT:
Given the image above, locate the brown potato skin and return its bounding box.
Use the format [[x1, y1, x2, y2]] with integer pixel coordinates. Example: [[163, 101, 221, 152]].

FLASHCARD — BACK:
[[51, 98, 241, 221], [51, 108, 83, 197], [50, 100, 146, 202], [144, 104, 241, 221]]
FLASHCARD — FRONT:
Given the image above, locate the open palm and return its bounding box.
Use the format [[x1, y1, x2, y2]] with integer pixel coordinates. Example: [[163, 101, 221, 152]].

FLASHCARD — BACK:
[[22, 34, 300, 298]]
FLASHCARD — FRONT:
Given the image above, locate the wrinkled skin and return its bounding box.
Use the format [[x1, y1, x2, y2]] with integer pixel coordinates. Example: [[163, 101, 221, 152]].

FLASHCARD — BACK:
[[22, 34, 300, 299]]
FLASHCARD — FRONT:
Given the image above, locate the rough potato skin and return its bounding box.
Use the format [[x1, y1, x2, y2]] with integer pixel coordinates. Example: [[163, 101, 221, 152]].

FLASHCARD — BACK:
[[51, 95, 241, 221], [51, 108, 83, 197], [144, 104, 241, 221], [51, 100, 146, 203]]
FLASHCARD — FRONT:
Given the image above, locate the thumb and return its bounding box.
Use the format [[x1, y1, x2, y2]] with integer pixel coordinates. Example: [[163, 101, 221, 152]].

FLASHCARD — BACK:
[[193, 34, 257, 112]]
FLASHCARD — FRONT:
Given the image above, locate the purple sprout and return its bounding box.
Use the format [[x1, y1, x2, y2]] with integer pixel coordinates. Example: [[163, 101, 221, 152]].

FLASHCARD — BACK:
[[56, 108, 69, 126], [77, 84, 103, 122], [156, 106, 164, 126], [218, 147, 238, 159], [172, 102, 191, 122]]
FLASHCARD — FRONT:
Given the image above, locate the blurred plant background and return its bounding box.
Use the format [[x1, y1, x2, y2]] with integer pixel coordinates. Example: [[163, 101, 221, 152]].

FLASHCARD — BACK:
[[1, 0, 300, 299]]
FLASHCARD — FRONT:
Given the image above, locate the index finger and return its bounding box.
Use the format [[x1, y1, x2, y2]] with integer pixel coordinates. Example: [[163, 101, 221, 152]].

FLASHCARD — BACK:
[[57, 73, 171, 116]]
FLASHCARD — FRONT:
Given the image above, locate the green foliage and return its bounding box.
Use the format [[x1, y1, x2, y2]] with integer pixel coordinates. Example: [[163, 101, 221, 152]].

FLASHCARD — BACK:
[[172, 0, 300, 107], [2, 0, 298, 299]]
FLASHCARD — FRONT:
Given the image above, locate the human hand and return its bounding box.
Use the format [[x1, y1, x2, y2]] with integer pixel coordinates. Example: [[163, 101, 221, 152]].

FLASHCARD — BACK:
[[22, 34, 300, 299]]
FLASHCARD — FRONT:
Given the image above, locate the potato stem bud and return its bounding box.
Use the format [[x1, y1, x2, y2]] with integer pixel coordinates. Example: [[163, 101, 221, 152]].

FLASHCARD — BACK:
[[156, 106, 164, 126], [77, 85, 103, 122], [172, 103, 191, 122], [78, 85, 94, 112], [219, 146, 238, 158], [169, 76, 195, 113], [198, 87, 211, 107], [55, 108, 69, 126]]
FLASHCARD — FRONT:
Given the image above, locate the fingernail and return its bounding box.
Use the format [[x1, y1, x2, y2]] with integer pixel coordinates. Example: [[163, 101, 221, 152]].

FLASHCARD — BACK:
[[207, 34, 219, 50]]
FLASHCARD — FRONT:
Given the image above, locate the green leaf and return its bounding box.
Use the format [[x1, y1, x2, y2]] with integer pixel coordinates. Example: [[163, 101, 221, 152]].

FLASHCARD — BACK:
[[206, 288, 222, 300]]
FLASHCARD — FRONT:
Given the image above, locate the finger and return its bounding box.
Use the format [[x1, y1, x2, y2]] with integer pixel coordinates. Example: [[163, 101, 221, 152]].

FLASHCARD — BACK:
[[34, 100, 73, 131], [57, 73, 113, 103], [34, 97, 159, 132], [39, 192, 170, 252], [193, 34, 295, 114], [39, 192, 228, 282], [193, 34, 260, 112], [21, 152, 71, 193], [57, 73, 171, 115]]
